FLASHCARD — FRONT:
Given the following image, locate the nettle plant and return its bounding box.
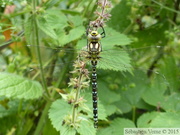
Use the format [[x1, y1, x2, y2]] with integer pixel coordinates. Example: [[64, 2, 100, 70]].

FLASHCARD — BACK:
[[1, 0, 180, 135]]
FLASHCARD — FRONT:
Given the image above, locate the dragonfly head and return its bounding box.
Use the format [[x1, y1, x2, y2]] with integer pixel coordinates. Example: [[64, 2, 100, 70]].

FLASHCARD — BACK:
[[91, 31, 98, 36], [88, 30, 101, 42]]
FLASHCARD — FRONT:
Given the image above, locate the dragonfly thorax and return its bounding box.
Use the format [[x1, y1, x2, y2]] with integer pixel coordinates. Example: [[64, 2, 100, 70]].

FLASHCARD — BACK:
[[89, 42, 101, 53], [87, 41, 101, 62]]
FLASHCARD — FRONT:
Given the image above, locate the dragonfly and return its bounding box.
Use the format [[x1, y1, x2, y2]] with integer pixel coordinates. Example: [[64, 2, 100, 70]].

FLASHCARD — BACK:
[[85, 25, 106, 128]]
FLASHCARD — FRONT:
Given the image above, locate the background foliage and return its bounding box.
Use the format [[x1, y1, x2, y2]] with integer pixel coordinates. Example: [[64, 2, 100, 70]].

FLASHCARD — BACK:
[[0, 0, 180, 135]]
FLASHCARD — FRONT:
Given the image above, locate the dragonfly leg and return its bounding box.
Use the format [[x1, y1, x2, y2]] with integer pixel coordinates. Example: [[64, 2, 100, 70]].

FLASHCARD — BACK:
[[100, 26, 106, 38]]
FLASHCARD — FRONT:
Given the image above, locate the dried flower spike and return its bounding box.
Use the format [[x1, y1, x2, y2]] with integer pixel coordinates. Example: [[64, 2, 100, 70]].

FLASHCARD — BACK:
[[90, 0, 112, 27], [62, 49, 90, 127]]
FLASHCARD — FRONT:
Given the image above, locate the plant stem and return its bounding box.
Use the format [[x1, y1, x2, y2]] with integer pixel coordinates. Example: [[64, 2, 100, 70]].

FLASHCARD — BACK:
[[72, 74, 83, 125], [101, 0, 107, 17], [34, 101, 52, 135], [132, 106, 136, 122], [31, 0, 50, 97], [173, 0, 180, 23]]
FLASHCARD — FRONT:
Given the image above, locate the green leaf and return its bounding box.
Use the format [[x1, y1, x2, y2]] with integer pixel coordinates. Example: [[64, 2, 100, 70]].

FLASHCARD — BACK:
[[104, 105, 117, 116], [58, 25, 85, 45], [161, 93, 180, 112], [48, 99, 72, 132], [68, 15, 84, 27], [142, 76, 168, 108], [49, 95, 105, 133], [98, 79, 121, 116], [137, 112, 180, 128], [98, 49, 132, 72], [142, 85, 166, 105], [49, 99, 96, 135], [115, 70, 149, 113], [77, 121, 96, 135], [37, 16, 58, 39], [99, 84, 120, 104], [60, 126, 76, 135], [0, 72, 43, 99], [142, 74, 180, 112], [97, 118, 136, 135], [120, 71, 149, 106], [137, 112, 159, 128], [160, 56, 180, 92], [107, 0, 131, 32], [37, 9, 69, 41], [37, 9, 85, 46], [97, 127, 112, 135], [150, 112, 180, 127], [48, 99, 78, 134], [45, 9, 68, 29], [102, 27, 131, 48]]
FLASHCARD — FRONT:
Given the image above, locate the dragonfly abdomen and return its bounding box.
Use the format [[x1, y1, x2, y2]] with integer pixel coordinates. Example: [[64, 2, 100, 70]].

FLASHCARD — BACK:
[[91, 60, 98, 128]]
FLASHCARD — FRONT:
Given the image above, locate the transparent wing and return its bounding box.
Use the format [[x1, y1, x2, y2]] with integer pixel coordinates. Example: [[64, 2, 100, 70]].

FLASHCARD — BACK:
[[9, 43, 164, 85], [25, 44, 163, 75]]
